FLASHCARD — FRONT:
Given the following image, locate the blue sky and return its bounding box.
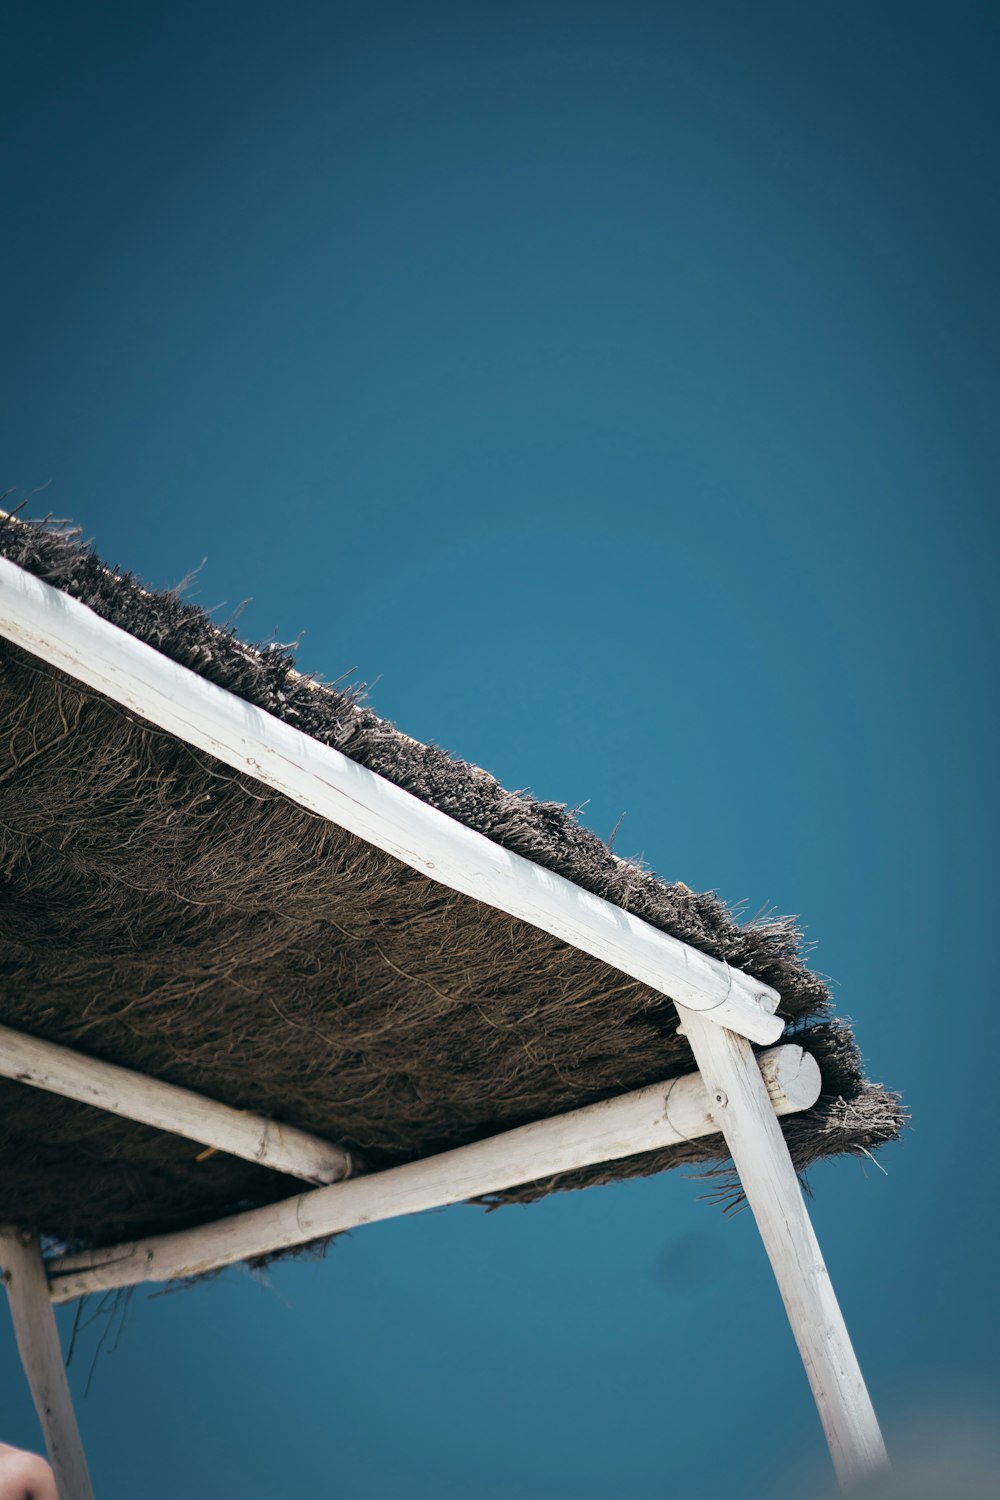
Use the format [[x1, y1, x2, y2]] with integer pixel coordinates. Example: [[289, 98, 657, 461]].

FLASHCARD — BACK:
[[2, 4, 998, 1496]]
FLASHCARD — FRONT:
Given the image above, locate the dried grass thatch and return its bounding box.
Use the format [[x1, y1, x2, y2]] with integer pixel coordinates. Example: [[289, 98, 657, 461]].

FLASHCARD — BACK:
[[0, 512, 904, 1260]]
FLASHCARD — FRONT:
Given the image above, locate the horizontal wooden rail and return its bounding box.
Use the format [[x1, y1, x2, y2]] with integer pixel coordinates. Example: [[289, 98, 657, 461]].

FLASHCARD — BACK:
[[46, 1043, 820, 1301], [0, 552, 783, 1045], [0, 1022, 353, 1186]]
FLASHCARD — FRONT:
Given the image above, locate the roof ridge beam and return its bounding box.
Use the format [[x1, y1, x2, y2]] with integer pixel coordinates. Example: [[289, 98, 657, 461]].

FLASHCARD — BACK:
[[0, 556, 783, 1044]]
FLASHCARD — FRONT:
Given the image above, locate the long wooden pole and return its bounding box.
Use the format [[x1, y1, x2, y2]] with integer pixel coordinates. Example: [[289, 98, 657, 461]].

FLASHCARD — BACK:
[[677, 1007, 888, 1489], [46, 1043, 820, 1302], [0, 551, 782, 1045], [0, 1022, 353, 1186], [0, 1228, 94, 1500]]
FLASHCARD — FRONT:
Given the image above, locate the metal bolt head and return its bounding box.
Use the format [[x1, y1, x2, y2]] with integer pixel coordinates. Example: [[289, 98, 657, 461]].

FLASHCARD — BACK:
[[714, 1090, 728, 1108]]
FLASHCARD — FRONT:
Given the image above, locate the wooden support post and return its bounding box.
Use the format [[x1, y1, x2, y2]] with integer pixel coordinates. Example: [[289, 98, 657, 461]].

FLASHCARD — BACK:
[[0, 1227, 94, 1500], [677, 1006, 888, 1490]]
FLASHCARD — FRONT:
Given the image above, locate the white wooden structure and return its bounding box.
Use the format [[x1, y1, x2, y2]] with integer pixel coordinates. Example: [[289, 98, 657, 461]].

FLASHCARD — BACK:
[[0, 1024, 354, 1186], [0, 554, 889, 1497], [43, 1039, 819, 1298], [0, 1228, 94, 1500]]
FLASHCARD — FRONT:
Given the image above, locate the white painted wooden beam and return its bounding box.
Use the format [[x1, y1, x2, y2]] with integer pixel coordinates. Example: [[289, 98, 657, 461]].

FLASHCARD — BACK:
[[0, 553, 783, 1045], [0, 1022, 353, 1186], [677, 1007, 888, 1490], [0, 1228, 94, 1500], [46, 1043, 819, 1301]]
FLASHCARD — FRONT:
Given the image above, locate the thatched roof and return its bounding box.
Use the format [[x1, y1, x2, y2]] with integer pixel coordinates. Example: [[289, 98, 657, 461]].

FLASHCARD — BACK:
[[0, 512, 904, 1260]]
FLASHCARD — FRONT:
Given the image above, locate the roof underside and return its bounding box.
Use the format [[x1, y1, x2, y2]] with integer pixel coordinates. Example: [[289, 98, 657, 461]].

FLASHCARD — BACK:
[[0, 513, 904, 1257]]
